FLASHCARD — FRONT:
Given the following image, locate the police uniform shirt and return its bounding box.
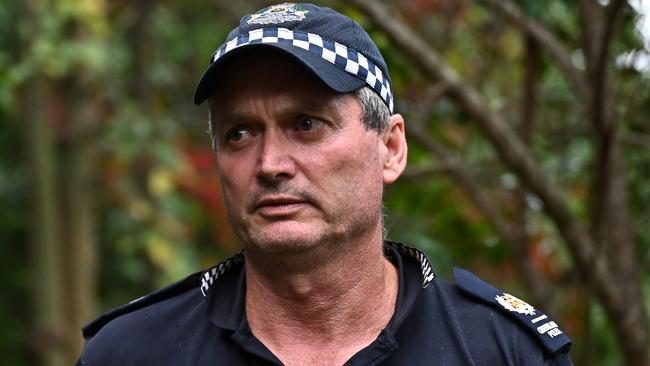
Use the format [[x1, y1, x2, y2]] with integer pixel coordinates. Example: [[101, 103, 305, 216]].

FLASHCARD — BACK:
[[78, 241, 573, 365]]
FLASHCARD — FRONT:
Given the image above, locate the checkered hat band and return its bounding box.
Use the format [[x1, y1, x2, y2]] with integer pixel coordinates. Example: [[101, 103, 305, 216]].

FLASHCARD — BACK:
[[211, 27, 394, 113]]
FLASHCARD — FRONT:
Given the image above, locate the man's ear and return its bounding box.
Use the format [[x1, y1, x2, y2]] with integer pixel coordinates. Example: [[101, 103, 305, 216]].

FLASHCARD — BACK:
[[381, 114, 408, 184]]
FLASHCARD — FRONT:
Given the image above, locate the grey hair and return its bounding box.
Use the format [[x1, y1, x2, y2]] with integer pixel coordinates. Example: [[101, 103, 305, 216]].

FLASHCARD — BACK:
[[354, 86, 391, 132], [207, 98, 218, 151], [206, 85, 391, 150]]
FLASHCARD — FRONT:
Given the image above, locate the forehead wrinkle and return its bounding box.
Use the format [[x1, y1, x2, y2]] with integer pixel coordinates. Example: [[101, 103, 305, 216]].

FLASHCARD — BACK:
[[215, 86, 358, 127]]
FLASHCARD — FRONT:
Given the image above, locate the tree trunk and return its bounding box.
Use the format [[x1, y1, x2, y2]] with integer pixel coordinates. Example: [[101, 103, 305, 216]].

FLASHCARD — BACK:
[[513, 34, 554, 311], [19, 1, 66, 365], [58, 74, 99, 363], [579, 1, 649, 364], [23, 76, 67, 366]]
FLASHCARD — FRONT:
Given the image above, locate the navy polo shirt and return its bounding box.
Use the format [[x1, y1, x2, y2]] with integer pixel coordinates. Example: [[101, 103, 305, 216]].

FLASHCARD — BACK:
[[78, 241, 572, 365]]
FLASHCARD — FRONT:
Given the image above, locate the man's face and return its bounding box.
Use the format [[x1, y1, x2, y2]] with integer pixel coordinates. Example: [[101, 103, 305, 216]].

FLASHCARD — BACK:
[[210, 50, 392, 254]]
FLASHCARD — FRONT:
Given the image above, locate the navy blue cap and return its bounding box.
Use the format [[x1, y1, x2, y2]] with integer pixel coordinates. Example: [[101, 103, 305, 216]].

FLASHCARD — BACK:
[[193, 3, 394, 113]]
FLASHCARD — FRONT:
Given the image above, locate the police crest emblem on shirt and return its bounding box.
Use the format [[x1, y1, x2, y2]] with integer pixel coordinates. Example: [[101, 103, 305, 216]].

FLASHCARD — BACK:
[[247, 3, 309, 25], [495, 293, 536, 316]]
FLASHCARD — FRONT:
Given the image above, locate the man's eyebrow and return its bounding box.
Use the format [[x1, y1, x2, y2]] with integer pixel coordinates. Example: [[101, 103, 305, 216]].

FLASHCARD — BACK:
[[215, 94, 349, 122], [287, 97, 341, 115], [211, 112, 255, 129]]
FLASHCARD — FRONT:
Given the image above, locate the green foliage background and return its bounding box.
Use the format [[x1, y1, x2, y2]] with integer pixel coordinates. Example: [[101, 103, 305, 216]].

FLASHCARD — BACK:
[[0, 1, 648, 365]]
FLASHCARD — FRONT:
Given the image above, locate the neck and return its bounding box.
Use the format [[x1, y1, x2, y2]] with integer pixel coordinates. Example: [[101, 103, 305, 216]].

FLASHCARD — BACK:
[[244, 231, 398, 365]]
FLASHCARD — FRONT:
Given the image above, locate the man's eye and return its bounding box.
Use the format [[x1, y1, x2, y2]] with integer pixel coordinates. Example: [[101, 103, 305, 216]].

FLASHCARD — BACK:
[[225, 127, 250, 142], [297, 117, 322, 132]]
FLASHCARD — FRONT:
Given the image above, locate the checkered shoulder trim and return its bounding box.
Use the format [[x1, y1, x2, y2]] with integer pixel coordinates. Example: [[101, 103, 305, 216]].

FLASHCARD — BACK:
[[200, 251, 244, 297], [211, 27, 394, 113], [385, 241, 436, 288]]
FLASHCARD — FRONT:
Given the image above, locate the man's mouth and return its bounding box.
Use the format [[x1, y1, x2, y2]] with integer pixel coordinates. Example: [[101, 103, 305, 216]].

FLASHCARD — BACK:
[[254, 196, 308, 217]]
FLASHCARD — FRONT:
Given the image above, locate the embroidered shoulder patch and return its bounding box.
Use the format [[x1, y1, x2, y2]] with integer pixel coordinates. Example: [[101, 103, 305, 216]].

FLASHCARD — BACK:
[[247, 3, 309, 25], [453, 268, 572, 355], [495, 292, 536, 316]]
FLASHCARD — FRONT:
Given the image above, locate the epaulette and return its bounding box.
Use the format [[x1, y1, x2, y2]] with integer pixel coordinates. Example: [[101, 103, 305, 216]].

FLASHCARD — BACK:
[[453, 268, 572, 355], [82, 270, 203, 339]]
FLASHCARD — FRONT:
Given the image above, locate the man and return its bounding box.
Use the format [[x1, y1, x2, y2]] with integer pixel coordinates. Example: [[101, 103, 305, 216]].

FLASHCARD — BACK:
[[78, 3, 572, 365]]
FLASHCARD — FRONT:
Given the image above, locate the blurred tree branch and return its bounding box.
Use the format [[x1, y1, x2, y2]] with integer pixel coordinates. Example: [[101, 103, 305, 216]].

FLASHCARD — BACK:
[[480, 0, 589, 99], [622, 131, 650, 148], [402, 162, 456, 179]]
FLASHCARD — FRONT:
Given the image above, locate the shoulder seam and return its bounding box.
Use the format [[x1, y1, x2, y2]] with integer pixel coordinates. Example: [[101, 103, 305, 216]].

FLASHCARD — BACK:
[[82, 270, 202, 339]]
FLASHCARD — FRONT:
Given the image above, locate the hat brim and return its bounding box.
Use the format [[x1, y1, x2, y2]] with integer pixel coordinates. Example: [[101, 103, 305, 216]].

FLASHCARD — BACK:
[[193, 43, 366, 105]]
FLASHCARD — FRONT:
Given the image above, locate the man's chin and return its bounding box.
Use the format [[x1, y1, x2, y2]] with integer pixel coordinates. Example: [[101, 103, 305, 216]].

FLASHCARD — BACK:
[[246, 235, 320, 253], [243, 225, 328, 254], [229, 215, 312, 249]]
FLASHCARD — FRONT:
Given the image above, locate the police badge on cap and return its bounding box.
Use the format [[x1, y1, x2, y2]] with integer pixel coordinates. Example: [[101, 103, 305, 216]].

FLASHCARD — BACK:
[[247, 3, 310, 25]]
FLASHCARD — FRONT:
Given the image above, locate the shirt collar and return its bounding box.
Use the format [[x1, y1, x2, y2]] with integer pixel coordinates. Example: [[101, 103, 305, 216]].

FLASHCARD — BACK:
[[382, 241, 436, 333], [201, 241, 436, 334], [203, 251, 246, 330]]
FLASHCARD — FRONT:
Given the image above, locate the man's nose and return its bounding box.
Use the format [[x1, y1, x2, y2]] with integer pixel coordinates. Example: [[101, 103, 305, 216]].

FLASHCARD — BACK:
[[256, 131, 296, 182]]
